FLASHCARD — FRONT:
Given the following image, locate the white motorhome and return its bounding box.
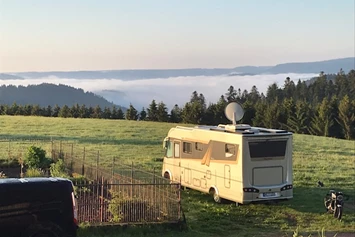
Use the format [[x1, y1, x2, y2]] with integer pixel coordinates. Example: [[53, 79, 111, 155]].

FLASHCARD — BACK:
[[161, 102, 293, 204]]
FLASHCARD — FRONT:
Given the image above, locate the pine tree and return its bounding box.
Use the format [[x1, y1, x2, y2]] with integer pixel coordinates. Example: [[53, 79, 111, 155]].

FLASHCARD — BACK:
[[263, 100, 281, 129], [139, 107, 147, 121], [102, 107, 112, 119], [31, 105, 42, 116], [202, 103, 217, 125], [266, 83, 282, 103], [308, 98, 334, 137], [169, 104, 182, 123], [92, 105, 102, 119], [10, 102, 19, 115], [181, 103, 194, 124], [248, 85, 261, 104], [286, 100, 310, 134], [147, 100, 158, 121], [52, 105, 60, 117], [125, 104, 138, 120], [241, 100, 255, 125], [283, 77, 296, 99], [337, 95, 355, 139], [45, 105, 52, 117], [215, 95, 228, 124], [70, 103, 80, 118], [181, 91, 206, 124], [225, 86, 237, 102], [157, 102, 169, 122], [58, 105, 70, 118], [116, 107, 124, 119], [111, 106, 118, 119]]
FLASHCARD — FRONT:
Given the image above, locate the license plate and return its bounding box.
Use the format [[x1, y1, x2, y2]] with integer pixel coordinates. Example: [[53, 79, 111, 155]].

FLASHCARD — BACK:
[[262, 192, 277, 198]]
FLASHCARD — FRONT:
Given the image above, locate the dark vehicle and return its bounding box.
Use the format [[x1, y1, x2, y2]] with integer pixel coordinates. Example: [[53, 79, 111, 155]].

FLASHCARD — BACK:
[[324, 190, 344, 220], [0, 177, 78, 237]]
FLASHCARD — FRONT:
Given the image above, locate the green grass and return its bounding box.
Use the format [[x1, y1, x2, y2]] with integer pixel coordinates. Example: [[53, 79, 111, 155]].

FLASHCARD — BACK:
[[0, 115, 354, 237]]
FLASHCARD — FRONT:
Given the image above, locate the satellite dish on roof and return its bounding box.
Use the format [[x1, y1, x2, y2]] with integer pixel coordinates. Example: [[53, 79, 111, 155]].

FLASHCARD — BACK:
[[225, 102, 244, 125]]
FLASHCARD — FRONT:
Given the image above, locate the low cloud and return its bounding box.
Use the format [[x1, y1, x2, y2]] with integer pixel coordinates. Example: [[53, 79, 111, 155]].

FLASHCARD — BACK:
[[0, 73, 317, 110]]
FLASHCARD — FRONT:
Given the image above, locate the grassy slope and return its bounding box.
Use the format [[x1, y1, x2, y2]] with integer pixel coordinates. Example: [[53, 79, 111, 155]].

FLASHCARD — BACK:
[[0, 115, 354, 237]]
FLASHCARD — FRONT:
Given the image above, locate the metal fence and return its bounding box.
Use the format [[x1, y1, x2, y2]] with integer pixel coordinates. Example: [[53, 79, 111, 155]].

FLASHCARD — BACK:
[[52, 141, 181, 225], [72, 179, 180, 225], [0, 139, 182, 225]]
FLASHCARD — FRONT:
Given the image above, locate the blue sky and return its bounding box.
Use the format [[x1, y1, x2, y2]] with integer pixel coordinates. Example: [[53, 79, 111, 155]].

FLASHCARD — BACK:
[[0, 0, 354, 72]]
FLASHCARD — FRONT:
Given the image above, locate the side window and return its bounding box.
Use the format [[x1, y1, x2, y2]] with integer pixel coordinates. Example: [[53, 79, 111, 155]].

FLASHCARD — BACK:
[[166, 141, 173, 158], [174, 143, 180, 158], [225, 144, 236, 158], [183, 142, 192, 154], [195, 142, 203, 151], [211, 142, 238, 161]]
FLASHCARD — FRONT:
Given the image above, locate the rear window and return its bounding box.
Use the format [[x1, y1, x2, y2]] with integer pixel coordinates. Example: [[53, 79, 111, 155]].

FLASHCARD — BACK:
[[249, 140, 287, 158]]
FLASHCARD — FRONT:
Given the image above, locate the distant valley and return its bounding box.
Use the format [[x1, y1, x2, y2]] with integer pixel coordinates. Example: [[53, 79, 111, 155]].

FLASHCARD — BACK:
[[1, 57, 354, 80], [0, 57, 354, 110]]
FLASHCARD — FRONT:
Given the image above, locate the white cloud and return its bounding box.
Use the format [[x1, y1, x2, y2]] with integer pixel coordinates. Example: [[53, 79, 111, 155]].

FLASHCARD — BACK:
[[0, 73, 317, 110]]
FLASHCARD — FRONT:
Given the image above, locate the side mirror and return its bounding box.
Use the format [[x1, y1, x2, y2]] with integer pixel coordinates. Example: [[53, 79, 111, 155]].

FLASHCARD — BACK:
[[163, 137, 169, 149]]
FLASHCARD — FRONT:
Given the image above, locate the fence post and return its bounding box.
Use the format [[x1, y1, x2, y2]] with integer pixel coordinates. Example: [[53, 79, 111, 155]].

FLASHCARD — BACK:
[[130, 161, 133, 197], [131, 161, 134, 182], [100, 176, 104, 222], [153, 167, 156, 184], [60, 140, 62, 156], [111, 157, 115, 180], [82, 147, 85, 176], [7, 141, 10, 168], [71, 143, 74, 172], [96, 151, 100, 181], [51, 140, 53, 160]]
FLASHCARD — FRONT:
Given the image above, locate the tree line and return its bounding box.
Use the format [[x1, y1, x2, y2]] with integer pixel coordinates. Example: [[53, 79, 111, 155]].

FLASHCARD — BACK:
[[1, 69, 354, 140]]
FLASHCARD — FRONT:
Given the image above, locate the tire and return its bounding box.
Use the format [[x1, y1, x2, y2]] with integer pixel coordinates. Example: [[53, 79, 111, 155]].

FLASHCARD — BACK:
[[163, 172, 171, 180], [211, 188, 222, 203], [22, 222, 64, 237], [334, 206, 343, 220]]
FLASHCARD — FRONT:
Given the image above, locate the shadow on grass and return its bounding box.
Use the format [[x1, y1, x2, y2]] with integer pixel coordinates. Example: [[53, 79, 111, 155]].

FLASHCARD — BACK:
[[0, 134, 160, 146], [78, 222, 189, 237], [260, 187, 355, 214]]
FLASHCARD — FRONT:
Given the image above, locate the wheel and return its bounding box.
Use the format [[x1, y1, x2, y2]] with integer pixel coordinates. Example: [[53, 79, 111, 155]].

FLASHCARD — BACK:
[[163, 172, 171, 180], [210, 188, 222, 203], [334, 206, 343, 220]]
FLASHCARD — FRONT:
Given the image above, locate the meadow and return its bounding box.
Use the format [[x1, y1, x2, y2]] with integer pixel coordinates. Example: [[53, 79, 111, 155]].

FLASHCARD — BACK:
[[0, 115, 354, 237]]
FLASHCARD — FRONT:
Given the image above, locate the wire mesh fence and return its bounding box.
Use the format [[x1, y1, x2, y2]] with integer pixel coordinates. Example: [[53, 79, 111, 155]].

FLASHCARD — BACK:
[[0, 139, 182, 225], [72, 178, 181, 225]]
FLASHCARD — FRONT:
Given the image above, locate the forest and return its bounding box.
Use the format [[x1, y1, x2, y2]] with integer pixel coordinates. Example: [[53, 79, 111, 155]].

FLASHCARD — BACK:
[[0, 83, 116, 108], [0, 69, 354, 140]]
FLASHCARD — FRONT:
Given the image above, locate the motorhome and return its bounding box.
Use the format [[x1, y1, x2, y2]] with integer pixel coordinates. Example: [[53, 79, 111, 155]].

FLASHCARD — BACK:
[[161, 102, 293, 204]]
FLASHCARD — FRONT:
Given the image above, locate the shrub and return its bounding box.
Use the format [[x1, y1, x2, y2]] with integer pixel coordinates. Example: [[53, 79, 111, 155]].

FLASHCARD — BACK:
[[25, 167, 45, 177], [108, 191, 158, 223], [70, 173, 89, 183], [0, 159, 20, 168], [24, 146, 52, 169], [49, 159, 69, 178], [69, 173, 91, 194]]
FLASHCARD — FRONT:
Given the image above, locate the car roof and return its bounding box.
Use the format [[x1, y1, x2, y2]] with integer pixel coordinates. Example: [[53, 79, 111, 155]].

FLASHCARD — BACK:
[[0, 177, 72, 185]]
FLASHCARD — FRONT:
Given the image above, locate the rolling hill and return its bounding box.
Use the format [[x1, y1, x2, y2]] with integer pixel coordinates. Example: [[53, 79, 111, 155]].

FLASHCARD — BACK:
[[0, 83, 124, 108]]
